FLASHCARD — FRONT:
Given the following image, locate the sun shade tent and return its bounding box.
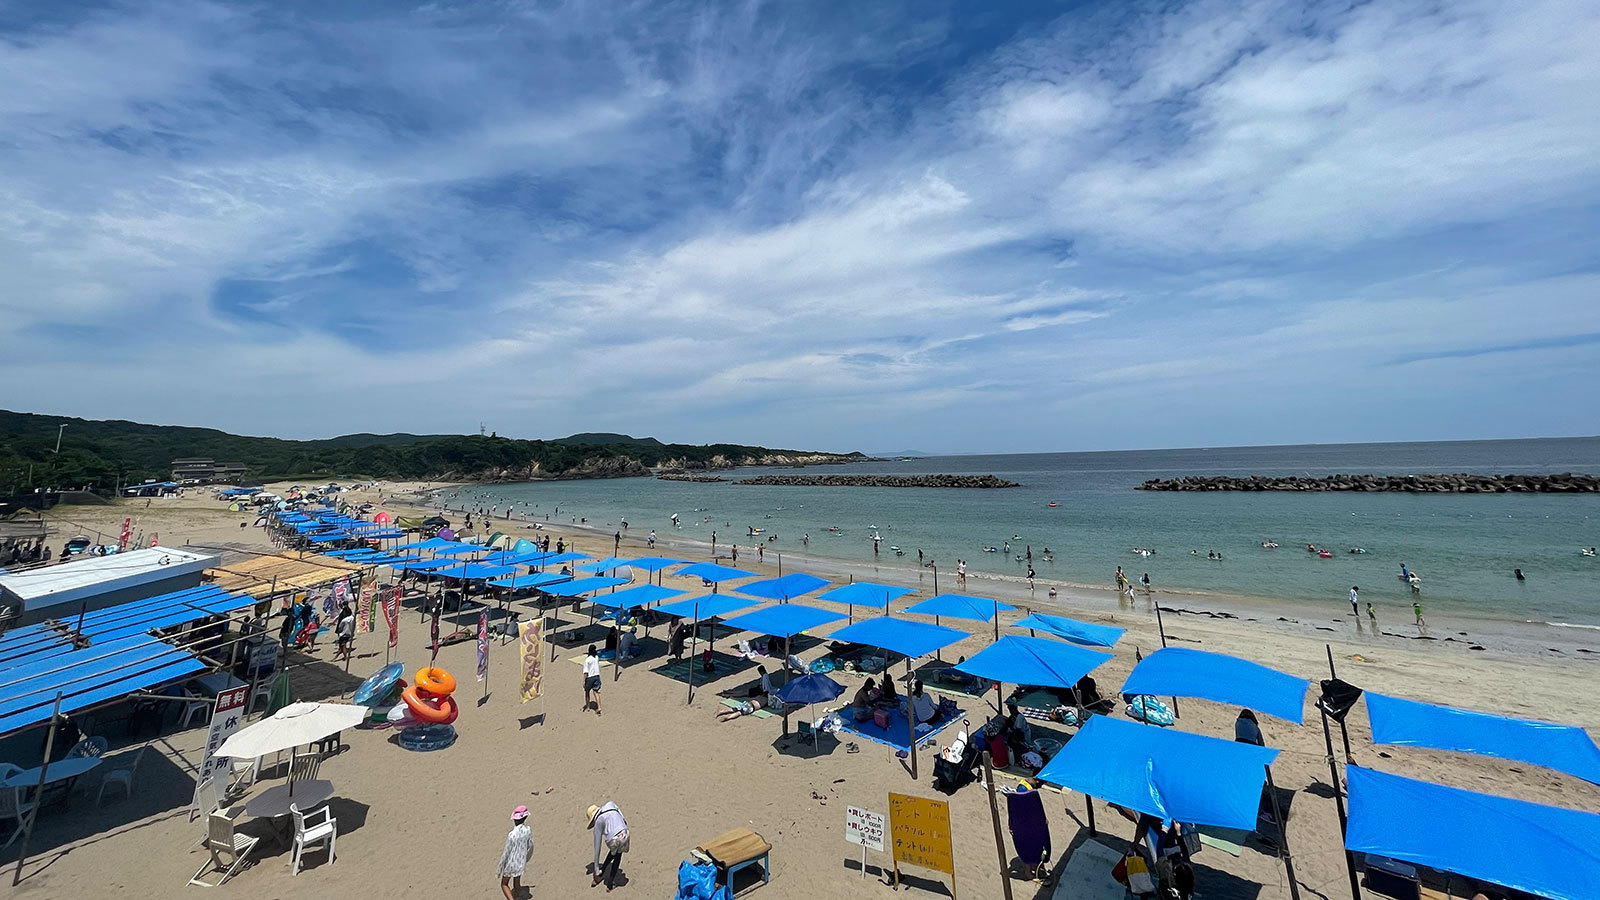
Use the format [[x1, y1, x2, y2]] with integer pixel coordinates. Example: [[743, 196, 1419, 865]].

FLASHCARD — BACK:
[[814, 582, 914, 610], [486, 572, 572, 591], [905, 594, 1017, 622], [827, 617, 968, 660], [654, 594, 761, 620], [431, 543, 490, 556], [1121, 647, 1309, 723], [1037, 715, 1280, 831], [577, 557, 632, 574], [673, 563, 756, 583], [734, 573, 830, 603], [1345, 765, 1600, 900], [720, 604, 847, 639], [0, 636, 207, 736], [1364, 693, 1600, 785], [621, 557, 686, 572], [539, 577, 631, 597], [0, 585, 256, 664], [436, 563, 517, 581], [535, 552, 592, 566], [953, 635, 1112, 691], [1012, 613, 1124, 647], [589, 584, 686, 611]]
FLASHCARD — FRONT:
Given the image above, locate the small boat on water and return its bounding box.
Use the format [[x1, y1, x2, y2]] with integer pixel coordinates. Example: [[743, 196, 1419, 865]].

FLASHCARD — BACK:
[[1318, 550, 1333, 558], [1047, 501, 1058, 508]]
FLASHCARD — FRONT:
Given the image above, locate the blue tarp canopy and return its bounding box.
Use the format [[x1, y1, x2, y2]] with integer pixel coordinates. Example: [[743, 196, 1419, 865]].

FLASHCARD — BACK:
[[1365, 693, 1600, 785], [0, 586, 255, 665], [432, 542, 489, 555], [439, 563, 516, 581], [487, 572, 572, 591], [1013, 613, 1124, 647], [393, 537, 459, 552], [814, 583, 914, 609], [828, 617, 968, 660], [0, 635, 205, 736], [1121, 647, 1309, 724], [654, 594, 760, 620], [904, 594, 1017, 622], [367, 554, 421, 566], [1346, 765, 1600, 900], [1037, 715, 1279, 831], [734, 573, 830, 602], [307, 532, 351, 543], [536, 552, 591, 566], [953, 635, 1111, 689], [540, 577, 630, 597], [673, 563, 756, 583], [721, 604, 847, 639], [622, 556, 686, 572], [577, 557, 631, 573], [590, 585, 686, 611]]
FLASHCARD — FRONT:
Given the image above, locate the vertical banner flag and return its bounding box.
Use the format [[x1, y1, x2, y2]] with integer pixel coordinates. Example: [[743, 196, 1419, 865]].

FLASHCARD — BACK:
[[383, 588, 400, 650], [119, 517, 132, 552], [476, 611, 489, 682], [357, 580, 374, 634], [518, 618, 545, 702], [196, 686, 249, 790], [430, 599, 441, 660]]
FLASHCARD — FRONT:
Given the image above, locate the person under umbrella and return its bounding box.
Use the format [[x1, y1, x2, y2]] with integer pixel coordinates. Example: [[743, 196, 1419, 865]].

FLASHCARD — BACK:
[[775, 673, 847, 752]]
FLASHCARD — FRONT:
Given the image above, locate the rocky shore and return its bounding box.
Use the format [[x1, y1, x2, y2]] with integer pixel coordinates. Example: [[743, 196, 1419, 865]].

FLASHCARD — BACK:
[[1137, 472, 1599, 493], [735, 473, 1019, 488], [656, 473, 727, 483]]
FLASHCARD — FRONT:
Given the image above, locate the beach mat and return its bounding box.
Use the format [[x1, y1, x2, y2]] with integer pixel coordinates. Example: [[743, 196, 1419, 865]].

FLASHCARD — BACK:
[[720, 698, 777, 719], [1197, 825, 1248, 856], [653, 651, 754, 684], [1006, 789, 1051, 869], [567, 654, 615, 669], [837, 707, 965, 753], [1053, 838, 1125, 900], [914, 663, 997, 700]]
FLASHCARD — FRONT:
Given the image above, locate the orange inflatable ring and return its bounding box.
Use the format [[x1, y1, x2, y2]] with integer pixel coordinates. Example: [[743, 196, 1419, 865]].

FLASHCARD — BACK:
[[402, 685, 458, 724], [415, 667, 456, 696]]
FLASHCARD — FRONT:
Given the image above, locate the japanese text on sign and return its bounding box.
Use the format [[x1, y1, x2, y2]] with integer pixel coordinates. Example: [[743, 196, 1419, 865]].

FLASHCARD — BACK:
[[197, 686, 249, 787], [888, 792, 954, 876], [846, 806, 885, 851]]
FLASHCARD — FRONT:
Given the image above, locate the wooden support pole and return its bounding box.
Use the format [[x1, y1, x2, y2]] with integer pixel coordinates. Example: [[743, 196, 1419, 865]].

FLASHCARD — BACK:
[[981, 751, 1016, 900], [12, 692, 63, 886]]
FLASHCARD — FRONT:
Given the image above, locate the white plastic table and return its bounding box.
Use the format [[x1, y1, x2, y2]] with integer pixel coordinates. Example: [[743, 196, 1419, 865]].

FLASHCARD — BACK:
[[244, 779, 333, 820], [0, 756, 101, 789]]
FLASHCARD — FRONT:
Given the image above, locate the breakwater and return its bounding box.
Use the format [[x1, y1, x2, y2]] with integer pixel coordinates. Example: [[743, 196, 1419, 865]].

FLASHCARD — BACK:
[[1137, 472, 1599, 493], [735, 474, 1019, 488], [656, 473, 727, 483]]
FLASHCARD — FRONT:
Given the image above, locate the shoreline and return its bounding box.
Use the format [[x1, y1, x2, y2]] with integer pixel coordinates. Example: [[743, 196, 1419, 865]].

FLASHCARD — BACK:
[[415, 488, 1600, 661]]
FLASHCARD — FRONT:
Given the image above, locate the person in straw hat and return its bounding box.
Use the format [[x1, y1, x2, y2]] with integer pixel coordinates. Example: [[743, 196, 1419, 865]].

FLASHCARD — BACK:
[[499, 804, 533, 899], [587, 801, 629, 891]]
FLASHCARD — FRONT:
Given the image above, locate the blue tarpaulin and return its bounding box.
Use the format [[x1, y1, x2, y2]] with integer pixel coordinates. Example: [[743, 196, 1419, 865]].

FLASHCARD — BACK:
[[540, 577, 630, 597], [905, 593, 1017, 622], [734, 573, 830, 602], [486, 572, 572, 591], [438, 563, 516, 581], [577, 557, 631, 573], [590, 584, 686, 611], [953, 635, 1111, 689], [1365, 693, 1600, 785], [1037, 715, 1279, 831], [1345, 765, 1600, 900], [828, 618, 968, 660], [0, 635, 206, 736], [432, 542, 489, 556], [721, 604, 847, 639], [1012, 613, 1124, 647], [654, 594, 760, 620], [392, 537, 458, 552], [1121, 647, 1309, 723], [814, 583, 914, 609], [673, 563, 756, 583]]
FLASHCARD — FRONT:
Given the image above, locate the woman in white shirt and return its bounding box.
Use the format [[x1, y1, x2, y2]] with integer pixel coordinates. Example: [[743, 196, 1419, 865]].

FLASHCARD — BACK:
[[582, 645, 603, 715]]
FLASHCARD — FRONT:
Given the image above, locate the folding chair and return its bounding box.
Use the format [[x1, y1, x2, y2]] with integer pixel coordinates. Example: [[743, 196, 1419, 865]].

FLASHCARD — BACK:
[[188, 811, 258, 887]]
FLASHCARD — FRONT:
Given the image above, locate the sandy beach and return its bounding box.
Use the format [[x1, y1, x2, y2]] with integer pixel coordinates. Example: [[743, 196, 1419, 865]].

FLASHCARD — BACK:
[[12, 483, 1600, 899]]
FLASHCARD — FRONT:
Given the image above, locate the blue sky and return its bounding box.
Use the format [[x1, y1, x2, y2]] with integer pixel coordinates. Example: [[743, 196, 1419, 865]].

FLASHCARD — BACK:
[[2, 1, 1597, 454]]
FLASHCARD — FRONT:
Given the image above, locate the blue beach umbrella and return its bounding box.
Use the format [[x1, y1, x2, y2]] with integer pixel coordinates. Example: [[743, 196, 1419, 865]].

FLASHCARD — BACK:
[[775, 673, 847, 751]]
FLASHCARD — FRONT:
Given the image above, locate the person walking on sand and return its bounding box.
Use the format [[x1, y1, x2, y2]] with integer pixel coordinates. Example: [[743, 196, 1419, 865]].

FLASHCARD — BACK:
[[499, 805, 534, 900], [1349, 586, 1360, 616], [1413, 601, 1425, 627], [1366, 602, 1377, 628], [588, 802, 629, 891], [613, 532, 620, 554], [957, 559, 966, 585], [582, 645, 603, 715]]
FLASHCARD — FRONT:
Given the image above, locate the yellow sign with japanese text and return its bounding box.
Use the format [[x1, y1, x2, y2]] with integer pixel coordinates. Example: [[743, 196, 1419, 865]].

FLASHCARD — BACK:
[[888, 792, 954, 877]]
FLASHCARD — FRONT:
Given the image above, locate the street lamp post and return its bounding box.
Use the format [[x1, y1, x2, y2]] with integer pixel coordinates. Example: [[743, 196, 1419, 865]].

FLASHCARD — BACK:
[[52, 424, 67, 454]]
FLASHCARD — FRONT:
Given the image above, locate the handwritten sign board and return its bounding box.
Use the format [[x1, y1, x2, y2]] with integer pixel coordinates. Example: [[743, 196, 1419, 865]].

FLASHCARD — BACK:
[[889, 792, 954, 878], [846, 806, 885, 851]]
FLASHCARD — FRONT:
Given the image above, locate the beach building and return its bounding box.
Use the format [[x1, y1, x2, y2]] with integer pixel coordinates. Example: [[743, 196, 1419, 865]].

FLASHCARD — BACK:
[[0, 546, 219, 627], [170, 458, 247, 485], [121, 480, 180, 498]]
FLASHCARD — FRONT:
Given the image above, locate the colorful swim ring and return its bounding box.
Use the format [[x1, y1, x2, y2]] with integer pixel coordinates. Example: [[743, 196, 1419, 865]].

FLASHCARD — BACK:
[[402, 685, 459, 724], [353, 661, 405, 707], [415, 667, 456, 696]]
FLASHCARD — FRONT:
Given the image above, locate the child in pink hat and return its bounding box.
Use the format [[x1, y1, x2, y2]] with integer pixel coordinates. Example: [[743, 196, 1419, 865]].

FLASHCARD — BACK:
[[499, 805, 533, 899]]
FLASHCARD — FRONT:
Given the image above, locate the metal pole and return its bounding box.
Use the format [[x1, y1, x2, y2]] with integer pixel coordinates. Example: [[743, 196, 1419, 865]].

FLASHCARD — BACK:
[[686, 602, 700, 704], [1264, 765, 1302, 900], [906, 660, 918, 780], [981, 751, 1016, 900], [1322, 709, 1363, 900], [12, 692, 64, 886], [1084, 795, 1097, 836], [1154, 602, 1180, 718]]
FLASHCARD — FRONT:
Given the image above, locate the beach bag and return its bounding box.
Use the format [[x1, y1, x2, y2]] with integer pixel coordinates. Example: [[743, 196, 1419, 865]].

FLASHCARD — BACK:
[[1125, 854, 1155, 894], [677, 860, 716, 899], [605, 827, 630, 854], [988, 732, 1009, 768], [1179, 823, 1201, 856], [873, 708, 890, 729]]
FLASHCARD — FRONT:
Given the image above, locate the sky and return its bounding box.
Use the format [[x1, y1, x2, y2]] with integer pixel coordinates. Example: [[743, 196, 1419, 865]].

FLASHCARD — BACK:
[[2, 0, 1598, 455]]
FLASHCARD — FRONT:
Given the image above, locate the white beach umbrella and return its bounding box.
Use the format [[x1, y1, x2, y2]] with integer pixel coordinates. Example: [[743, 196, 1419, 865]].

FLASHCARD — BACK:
[[216, 701, 367, 759]]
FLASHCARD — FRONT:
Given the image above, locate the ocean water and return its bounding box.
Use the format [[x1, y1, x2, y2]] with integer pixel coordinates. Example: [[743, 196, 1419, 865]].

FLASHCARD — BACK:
[[442, 438, 1600, 627]]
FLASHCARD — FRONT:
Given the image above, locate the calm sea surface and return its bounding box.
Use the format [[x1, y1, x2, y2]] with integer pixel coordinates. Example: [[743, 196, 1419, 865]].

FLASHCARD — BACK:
[[444, 438, 1600, 627]]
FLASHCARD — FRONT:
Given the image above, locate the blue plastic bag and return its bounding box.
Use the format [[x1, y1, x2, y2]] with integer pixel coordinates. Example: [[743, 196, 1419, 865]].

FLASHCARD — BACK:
[[676, 860, 717, 899]]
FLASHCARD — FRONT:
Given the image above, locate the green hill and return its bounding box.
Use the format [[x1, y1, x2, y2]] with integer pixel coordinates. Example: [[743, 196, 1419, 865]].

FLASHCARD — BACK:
[[0, 410, 861, 493]]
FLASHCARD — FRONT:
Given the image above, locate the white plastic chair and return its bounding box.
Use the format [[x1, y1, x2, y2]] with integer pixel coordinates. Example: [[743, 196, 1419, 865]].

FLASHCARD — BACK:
[[226, 756, 260, 794], [0, 786, 36, 852], [288, 754, 321, 785], [289, 803, 337, 874], [246, 679, 273, 714], [189, 810, 258, 887], [179, 690, 211, 730], [97, 745, 149, 805]]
